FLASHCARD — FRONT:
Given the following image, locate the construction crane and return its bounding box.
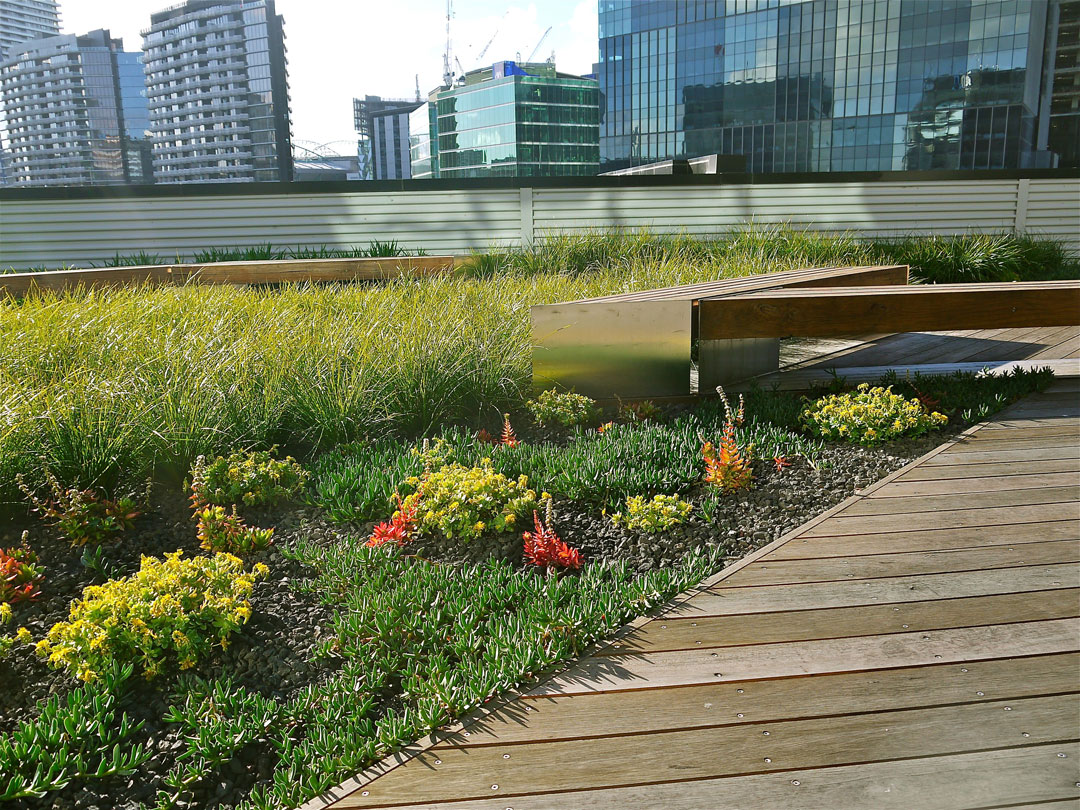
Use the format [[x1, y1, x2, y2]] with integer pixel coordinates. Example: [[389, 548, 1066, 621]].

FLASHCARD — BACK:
[[415, 74, 420, 102], [526, 26, 552, 63], [477, 10, 508, 62], [442, 0, 454, 88], [455, 56, 465, 78]]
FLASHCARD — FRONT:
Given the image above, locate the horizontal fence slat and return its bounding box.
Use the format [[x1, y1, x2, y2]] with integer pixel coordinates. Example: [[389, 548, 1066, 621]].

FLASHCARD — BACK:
[[2, 177, 1078, 269]]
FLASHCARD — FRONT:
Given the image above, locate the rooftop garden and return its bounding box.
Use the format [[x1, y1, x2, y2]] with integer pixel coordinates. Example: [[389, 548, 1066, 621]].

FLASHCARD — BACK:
[[0, 227, 1070, 809]]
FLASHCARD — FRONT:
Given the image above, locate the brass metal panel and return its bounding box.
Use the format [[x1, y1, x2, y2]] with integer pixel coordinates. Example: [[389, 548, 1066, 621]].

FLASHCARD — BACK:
[[698, 338, 780, 391], [531, 300, 692, 399]]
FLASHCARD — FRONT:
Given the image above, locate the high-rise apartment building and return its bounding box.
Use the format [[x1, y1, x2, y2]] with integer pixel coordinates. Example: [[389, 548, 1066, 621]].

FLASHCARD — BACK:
[[143, 0, 292, 183], [598, 0, 1071, 172], [416, 61, 600, 178], [1047, 0, 1079, 166], [353, 95, 422, 180], [0, 0, 60, 62], [0, 29, 153, 186]]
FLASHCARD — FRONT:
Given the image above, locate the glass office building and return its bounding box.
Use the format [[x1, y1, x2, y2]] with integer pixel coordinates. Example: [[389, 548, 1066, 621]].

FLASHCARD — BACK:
[[424, 61, 600, 178], [0, 30, 153, 186], [598, 0, 1068, 172]]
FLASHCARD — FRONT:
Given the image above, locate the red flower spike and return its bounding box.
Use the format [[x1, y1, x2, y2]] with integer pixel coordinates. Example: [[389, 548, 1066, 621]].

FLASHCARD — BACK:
[[501, 414, 519, 447], [522, 510, 582, 570], [773, 455, 791, 473], [476, 428, 497, 445]]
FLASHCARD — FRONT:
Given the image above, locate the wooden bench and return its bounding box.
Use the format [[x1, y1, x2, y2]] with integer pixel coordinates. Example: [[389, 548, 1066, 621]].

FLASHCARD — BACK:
[[531, 264, 909, 399], [532, 270, 1080, 400], [0, 255, 457, 298]]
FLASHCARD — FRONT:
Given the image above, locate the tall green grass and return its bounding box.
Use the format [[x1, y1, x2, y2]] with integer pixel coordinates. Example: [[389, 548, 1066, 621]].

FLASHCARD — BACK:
[[2, 227, 1074, 512]]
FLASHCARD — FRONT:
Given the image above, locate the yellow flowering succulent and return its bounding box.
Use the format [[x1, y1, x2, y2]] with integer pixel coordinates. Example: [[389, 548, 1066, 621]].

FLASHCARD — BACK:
[[801, 384, 948, 446], [35, 551, 267, 682], [400, 460, 538, 542], [610, 494, 693, 534]]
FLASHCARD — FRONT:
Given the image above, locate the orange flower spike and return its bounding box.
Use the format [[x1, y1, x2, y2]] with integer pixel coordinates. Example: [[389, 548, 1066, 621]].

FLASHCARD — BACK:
[[501, 413, 519, 447]]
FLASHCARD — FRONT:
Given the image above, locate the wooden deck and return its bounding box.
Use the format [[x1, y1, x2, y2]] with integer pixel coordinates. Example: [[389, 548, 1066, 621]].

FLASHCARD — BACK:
[[307, 379, 1080, 809]]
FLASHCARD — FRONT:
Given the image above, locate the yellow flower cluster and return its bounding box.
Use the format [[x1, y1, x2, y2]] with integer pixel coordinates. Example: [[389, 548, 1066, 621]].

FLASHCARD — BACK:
[[801, 384, 948, 446], [526, 389, 599, 428], [401, 459, 538, 541], [190, 448, 307, 509], [610, 494, 693, 533], [35, 551, 268, 682]]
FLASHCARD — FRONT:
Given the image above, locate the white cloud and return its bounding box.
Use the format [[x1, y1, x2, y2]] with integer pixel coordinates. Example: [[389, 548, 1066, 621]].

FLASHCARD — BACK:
[[57, 0, 599, 145]]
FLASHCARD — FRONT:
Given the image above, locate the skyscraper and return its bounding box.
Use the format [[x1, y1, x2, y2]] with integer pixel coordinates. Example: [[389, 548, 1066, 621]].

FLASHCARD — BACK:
[[0, 29, 153, 186], [0, 0, 60, 62], [143, 0, 292, 183], [597, 0, 1069, 172]]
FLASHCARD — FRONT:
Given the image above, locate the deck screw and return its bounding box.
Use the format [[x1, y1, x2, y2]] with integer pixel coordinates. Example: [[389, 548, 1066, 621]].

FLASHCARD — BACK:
[[960, 668, 968, 672], [764, 757, 772, 762], [492, 784, 499, 789], [435, 760, 442, 765], [1058, 753, 1067, 758], [976, 691, 984, 696], [736, 713, 744, 718], [361, 792, 369, 797], [1022, 732, 1030, 737], [710, 652, 718, 657], [503, 754, 511, 759], [902, 624, 909, 628], [1004, 706, 1012, 711], [704, 702, 713, 709], [463, 731, 470, 736], [691, 622, 697, 626], [763, 731, 770, 735], [736, 688, 744, 693], [791, 780, 800, 786]]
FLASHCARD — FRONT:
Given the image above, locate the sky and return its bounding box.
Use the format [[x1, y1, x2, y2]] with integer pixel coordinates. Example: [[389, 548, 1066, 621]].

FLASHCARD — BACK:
[[59, 0, 600, 149]]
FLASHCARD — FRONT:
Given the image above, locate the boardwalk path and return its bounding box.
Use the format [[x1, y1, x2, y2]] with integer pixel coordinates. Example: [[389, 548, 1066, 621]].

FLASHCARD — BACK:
[[311, 381, 1080, 810]]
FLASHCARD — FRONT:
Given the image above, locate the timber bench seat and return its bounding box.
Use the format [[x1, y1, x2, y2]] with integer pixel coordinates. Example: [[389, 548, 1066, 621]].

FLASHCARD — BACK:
[[531, 268, 1080, 400], [531, 264, 910, 399]]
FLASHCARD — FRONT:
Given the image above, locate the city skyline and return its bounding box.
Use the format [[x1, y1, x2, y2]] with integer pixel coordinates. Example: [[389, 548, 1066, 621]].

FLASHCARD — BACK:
[[59, 0, 600, 146]]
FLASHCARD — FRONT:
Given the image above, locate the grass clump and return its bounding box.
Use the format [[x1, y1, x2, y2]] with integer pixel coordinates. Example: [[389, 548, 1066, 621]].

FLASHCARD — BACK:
[[881, 366, 1055, 422], [188, 449, 307, 510], [609, 494, 694, 533], [34, 552, 268, 682], [802, 384, 949, 446]]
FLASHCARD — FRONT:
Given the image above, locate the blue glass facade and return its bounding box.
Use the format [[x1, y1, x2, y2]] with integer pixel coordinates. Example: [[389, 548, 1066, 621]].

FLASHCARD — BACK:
[[598, 0, 1059, 172]]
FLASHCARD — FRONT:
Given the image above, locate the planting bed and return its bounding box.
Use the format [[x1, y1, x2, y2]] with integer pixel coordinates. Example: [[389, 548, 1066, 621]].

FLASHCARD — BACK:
[[1, 367, 1053, 810]]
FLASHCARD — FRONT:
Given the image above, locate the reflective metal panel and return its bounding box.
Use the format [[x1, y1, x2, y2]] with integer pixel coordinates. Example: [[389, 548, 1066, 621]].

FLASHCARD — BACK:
[[698, 338, 780, 392], [531, 300, 692, 399]]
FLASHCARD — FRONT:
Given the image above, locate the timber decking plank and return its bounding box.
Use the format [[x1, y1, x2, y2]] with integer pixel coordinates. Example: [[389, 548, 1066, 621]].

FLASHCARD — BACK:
[[876, 473, 1080, 497], [944, 435, 1080, 452], [716, 540, 1080, 587], [898, 457, 1080, 480], [840, 485, 1079, 515], [768, 520, 1079, 559], [329, 746, 1080, 810], [923, 446, 1079, 465], [526, 619, 1080, 696], [799, 504, 1080, 536], [331, 696, 1078, 807], [446, 653, 1080, 747], [685, 564, 1079, 615], [602, 590, 1080, 654]]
